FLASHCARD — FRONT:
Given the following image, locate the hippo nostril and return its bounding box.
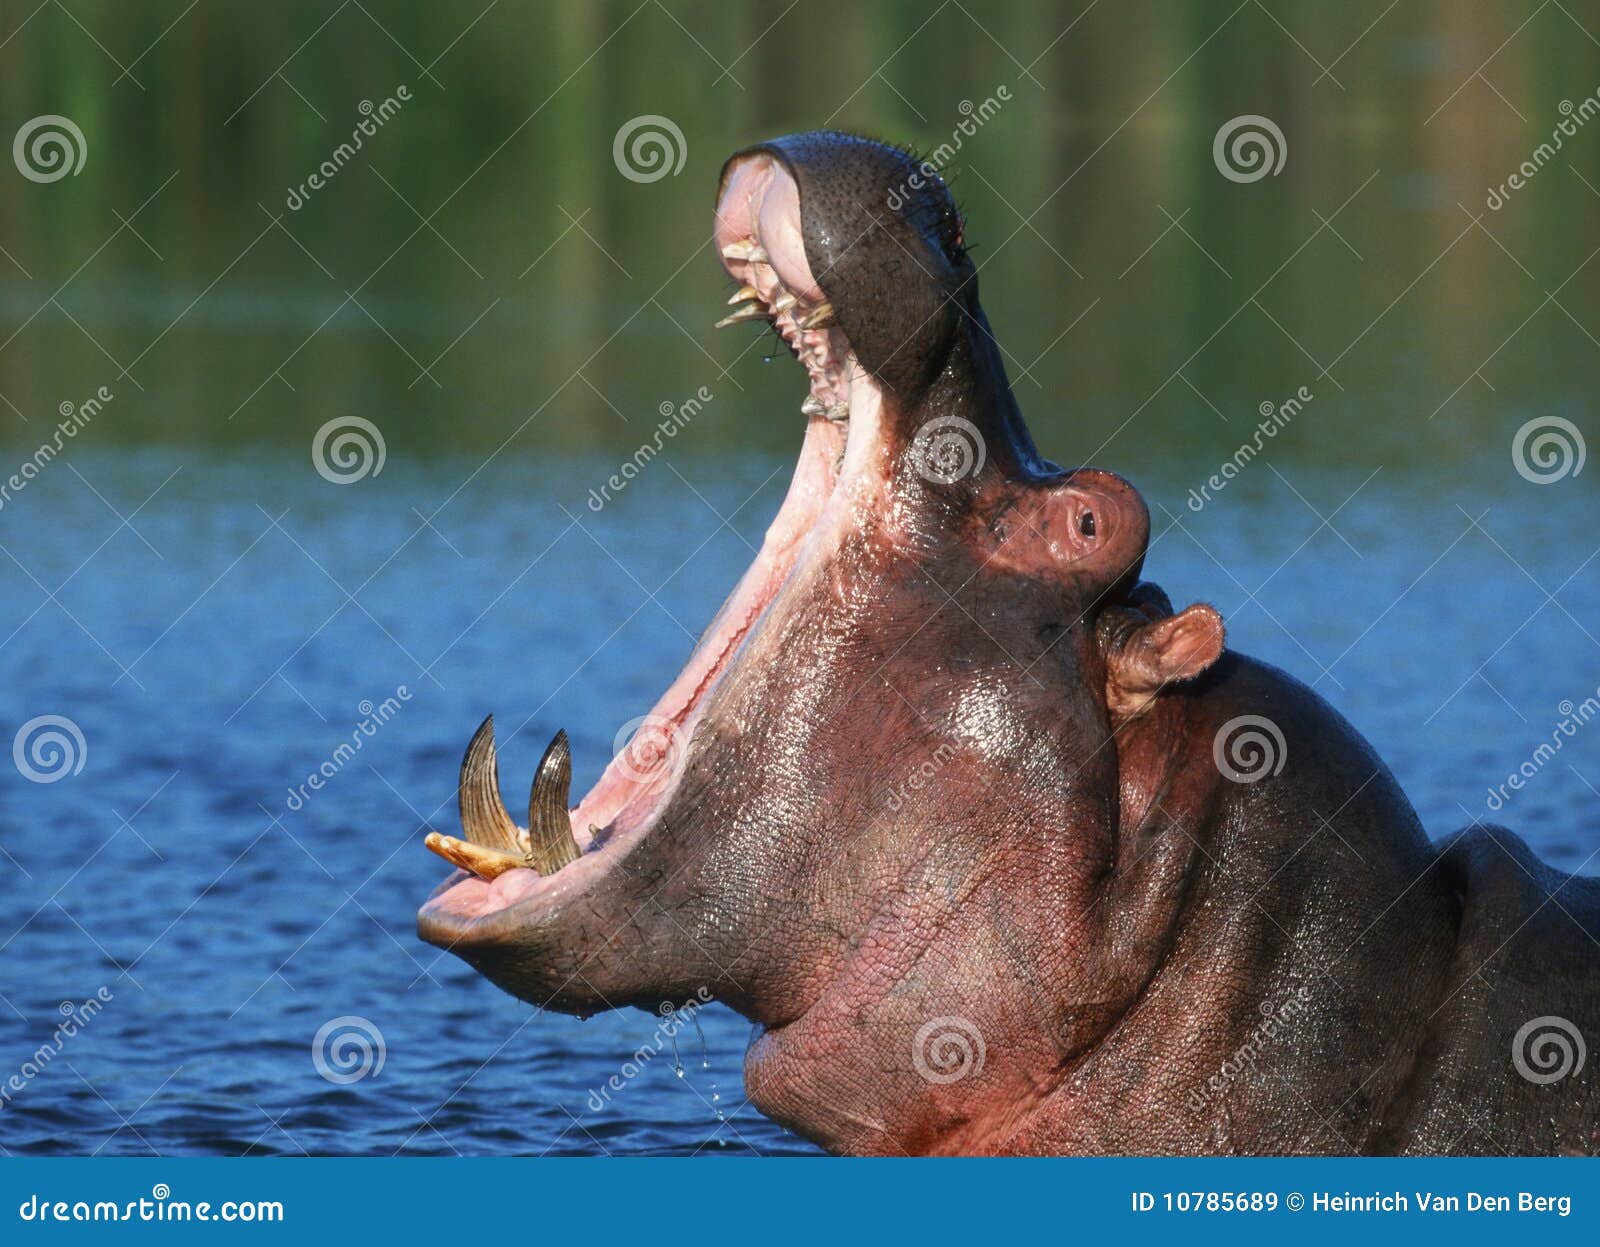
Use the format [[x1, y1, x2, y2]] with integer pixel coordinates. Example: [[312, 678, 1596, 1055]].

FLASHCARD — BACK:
[[1080, 510, 1096, 538]]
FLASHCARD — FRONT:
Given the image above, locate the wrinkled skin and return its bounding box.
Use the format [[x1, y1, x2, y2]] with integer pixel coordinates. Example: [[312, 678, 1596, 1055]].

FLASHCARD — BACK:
[[420, 132, 1600, 1155]]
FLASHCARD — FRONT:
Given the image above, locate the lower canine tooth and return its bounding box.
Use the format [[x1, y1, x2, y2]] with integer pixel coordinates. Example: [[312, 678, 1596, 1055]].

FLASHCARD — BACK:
[[801, 395, 824, 417], [825, 402, 850, 422], [526, 730, 582, 874]]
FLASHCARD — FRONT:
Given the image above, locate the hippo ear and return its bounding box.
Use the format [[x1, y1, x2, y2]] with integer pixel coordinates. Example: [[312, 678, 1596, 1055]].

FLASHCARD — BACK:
[[1105, 603, 1224, 721]]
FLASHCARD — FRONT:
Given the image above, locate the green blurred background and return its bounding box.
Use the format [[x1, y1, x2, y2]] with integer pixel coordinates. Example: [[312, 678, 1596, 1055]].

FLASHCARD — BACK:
[[3, 0, 1598, 479]]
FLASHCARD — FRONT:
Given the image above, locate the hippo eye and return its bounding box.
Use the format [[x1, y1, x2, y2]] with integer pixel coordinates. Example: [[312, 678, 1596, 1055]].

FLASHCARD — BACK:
[[1079, 510, 1096, 538]]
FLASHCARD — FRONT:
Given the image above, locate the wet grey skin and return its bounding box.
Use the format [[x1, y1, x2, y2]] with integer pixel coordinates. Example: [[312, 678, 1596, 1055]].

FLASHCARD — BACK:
[[420, 131, 1599, 1156]]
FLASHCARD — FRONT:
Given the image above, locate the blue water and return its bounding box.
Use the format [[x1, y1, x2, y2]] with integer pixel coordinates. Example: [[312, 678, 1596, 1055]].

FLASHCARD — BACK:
[[0, 444, 1595, 1156]]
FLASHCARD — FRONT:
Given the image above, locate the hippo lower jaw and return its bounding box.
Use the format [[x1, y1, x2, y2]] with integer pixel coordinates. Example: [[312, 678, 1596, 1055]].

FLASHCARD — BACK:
[[416, 350, 885, 1002]]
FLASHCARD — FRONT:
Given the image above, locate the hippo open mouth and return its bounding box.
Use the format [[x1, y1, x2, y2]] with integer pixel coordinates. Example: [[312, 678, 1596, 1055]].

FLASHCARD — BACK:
[[418, 148, 885, 947]]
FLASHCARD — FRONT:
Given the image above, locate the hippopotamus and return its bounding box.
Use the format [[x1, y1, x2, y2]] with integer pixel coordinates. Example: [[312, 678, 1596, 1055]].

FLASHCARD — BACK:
[[419, 131, 1599, 1155]]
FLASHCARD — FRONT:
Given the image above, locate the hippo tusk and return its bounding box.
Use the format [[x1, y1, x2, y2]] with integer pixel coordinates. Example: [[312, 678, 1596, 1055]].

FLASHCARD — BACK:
[[772, 292, 797, 313], [526, 730, 582, 874], [458, 714, 522, 856], [715, 302, 768, 329], [728, 284, 759, 305], [799, 301, 836, 330]]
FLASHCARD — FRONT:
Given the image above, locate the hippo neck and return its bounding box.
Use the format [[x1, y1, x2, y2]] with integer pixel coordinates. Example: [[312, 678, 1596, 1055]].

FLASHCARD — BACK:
[[898, 295, 1052, 481]]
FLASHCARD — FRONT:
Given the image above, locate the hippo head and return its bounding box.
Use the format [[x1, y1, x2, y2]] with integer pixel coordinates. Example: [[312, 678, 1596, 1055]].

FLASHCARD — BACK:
[[419, 131, 1224, 1153]]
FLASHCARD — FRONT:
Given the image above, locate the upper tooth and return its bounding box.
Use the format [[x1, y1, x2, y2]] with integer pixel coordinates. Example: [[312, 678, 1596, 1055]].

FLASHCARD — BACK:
[[728, 285, 759, 305], [799, 302, 836, 330], [825, 402, 849, 423], [772, 292, 797, 313], [721, 240, 769, 263], [715, 302, 768, 329], [801, 395, 824, 417]]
